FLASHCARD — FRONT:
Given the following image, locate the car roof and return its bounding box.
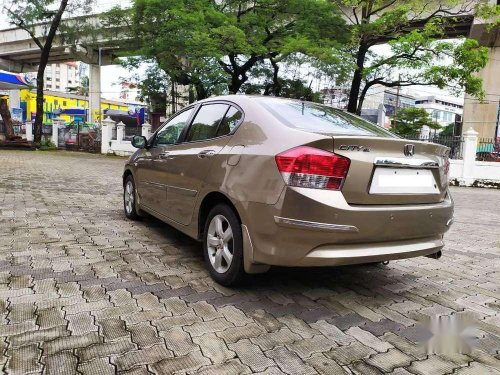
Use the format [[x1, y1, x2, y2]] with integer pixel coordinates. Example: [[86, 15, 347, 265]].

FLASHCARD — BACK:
[[195, 94, 311, 106]]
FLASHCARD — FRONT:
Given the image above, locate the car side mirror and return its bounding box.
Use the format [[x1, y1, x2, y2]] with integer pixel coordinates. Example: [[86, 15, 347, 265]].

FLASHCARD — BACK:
[[132, 135, 147, 149]]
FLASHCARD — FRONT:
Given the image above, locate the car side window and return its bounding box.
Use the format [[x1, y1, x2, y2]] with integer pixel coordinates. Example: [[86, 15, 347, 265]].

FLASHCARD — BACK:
[[186, 104, 229, 142], [153, 108, 193, 146], [216, 106, 243, 137]]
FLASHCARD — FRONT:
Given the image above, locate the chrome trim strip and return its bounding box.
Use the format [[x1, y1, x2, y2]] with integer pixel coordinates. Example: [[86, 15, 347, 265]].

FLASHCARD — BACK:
[[446, 217, 454, 227], [144, 181, 167, 188], [167, 185, 197, 197], [274, 216, 359, 233], [144, 182, 197, 197], [374, 157, 439, 169]]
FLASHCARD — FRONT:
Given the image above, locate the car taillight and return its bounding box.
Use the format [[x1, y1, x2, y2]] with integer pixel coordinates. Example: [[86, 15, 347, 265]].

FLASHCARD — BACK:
[[444, 157, 450, 178], [275, 146, 350, 190]]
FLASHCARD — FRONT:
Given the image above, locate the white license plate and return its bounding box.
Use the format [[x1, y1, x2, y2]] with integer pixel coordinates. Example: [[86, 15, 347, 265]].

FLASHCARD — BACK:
[[369, 168, 439, 194]]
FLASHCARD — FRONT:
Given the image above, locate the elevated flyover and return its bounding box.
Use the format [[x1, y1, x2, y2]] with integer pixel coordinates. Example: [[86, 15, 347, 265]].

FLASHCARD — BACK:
[[0, 3, 498, 133]]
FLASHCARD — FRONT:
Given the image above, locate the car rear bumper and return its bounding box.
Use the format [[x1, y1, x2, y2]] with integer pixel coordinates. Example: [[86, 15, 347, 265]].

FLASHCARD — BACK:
[[243, 187, 453, 267], [295, 235, 443, 266]]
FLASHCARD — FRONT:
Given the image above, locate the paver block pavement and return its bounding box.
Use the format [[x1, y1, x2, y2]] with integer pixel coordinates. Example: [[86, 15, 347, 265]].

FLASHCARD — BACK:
[[0, 151, 499, 374]]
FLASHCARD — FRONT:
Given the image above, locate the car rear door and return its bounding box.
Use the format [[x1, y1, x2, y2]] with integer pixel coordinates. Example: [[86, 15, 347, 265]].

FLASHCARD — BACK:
[[162, 103, 242, 225]]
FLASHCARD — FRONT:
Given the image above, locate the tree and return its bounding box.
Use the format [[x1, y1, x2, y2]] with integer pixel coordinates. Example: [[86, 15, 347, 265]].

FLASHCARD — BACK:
[[67, 76, 89, 96], [118, 59, 170, 116], [0, 96, 15, 140], [3, 0, 93, 145], [103, 0, 347, 101], [332, 0, 495, 114], [390, 107, 440, 137], [440, 123, 456, 137]]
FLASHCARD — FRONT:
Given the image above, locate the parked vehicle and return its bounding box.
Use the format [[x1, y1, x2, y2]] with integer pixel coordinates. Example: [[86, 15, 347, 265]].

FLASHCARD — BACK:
[[476, 142, 500, 162], [123, 96, 453, 285]]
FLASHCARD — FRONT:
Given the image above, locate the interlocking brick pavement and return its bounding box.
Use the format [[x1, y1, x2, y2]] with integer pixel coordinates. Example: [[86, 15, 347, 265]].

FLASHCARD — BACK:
[[0, 150, 499, 374]]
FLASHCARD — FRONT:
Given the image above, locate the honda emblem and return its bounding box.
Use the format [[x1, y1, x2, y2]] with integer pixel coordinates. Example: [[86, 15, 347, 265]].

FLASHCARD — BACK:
[[404, 144, 415, 157]]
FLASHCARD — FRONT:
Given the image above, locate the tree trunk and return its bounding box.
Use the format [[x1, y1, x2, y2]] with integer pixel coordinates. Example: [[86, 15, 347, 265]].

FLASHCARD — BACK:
[[271, 59, 281, 96], [194, 81, 208, 100], [356, 81, 372, 115], [228, 71, 248, 94], [347, 44, 368, 115], [33, 0, 69, 145], [0, 98, 15, 140], [33, 65, 46, 144]]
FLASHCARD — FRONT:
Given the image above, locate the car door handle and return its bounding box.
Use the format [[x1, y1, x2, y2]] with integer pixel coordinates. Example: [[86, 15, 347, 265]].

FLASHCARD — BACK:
[[198, 150, 216, 159], [157, 152, 174, 160]]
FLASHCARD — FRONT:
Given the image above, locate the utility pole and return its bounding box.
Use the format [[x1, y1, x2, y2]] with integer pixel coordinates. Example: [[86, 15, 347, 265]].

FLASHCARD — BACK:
[[495, 101, 500, 141], [393, 75, 401, 131]]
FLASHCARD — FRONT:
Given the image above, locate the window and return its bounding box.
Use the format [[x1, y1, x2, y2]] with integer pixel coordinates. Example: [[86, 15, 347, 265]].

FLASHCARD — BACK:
[[259, 98, 396, 138], [153, 108, 193, 146], [186, 104, 229, 142], [216, 106, 242, 136]]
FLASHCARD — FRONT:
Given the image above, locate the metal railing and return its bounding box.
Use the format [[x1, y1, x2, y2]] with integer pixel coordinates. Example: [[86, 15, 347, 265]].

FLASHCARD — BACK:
[[405, 135, 464, 160], [124, 126, 142, 140], [476, 138, 500, 162]]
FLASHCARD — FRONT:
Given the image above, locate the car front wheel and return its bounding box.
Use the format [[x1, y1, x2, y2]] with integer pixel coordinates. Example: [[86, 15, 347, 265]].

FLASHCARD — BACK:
[[203, 204, 245, 286], [123, 175, 141, 220]]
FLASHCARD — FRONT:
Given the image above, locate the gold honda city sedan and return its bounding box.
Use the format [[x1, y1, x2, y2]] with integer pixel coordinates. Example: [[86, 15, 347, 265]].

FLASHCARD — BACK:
[[123, 96, 453, 285]]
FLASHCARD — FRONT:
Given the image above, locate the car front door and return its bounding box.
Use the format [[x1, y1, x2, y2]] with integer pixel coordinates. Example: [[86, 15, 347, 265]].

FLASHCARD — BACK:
[[137, 107, 194, 216], [163, 103, 243, 225]]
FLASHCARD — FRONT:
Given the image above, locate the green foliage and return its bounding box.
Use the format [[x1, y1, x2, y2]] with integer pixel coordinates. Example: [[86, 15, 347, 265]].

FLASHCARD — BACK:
[[440, 123, 456, 137], [390, 107, 440, 137], [331, 0, 495, 113], [67, 76, 89, 96], [280, 79, 322, 102], [102, 0, 347, 100], [3, 0, 94, 44], [38, 138, 57, 151]]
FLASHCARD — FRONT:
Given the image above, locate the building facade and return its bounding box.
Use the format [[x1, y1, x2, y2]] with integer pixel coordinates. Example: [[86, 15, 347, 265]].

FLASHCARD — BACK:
[[414, 95, 463, 127], [18, 89, 144, 124], [44, 62, 79, 92]]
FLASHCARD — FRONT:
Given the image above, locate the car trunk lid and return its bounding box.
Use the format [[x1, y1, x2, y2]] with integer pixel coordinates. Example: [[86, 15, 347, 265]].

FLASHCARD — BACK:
[[330, 136, 449, 205]]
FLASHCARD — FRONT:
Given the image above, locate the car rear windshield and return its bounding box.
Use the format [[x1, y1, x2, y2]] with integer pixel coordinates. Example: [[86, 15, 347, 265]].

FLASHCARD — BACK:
[[258, 99, 397, 138]]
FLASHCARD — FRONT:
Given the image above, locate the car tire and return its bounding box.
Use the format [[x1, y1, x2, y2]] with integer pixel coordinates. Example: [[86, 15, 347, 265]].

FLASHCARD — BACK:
[[203, 204, 245, 286], [123, 175, 141, 220]]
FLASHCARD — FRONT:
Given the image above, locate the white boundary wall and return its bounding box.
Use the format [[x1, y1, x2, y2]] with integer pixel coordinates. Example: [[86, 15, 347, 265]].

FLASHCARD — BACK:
[[101, 117, 151, 157], [449, 128, 500, 188]]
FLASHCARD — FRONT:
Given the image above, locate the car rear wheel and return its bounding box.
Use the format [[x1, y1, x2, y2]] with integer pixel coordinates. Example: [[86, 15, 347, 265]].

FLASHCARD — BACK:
[[203, 204, 245, 286], [124, 175, 141, 220]]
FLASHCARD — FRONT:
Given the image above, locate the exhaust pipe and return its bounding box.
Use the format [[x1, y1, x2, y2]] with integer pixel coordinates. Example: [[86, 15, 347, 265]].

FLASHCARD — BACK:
[[426, 251, 442, 260]]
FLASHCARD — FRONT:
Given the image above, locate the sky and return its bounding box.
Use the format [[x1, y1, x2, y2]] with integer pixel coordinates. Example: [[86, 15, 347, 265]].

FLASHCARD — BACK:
[[0, 0, 463, 104]]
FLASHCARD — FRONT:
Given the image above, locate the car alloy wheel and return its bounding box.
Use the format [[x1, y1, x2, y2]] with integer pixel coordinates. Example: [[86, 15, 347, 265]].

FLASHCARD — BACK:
[[123, 175, 141, 220], [207, 214, 234, 273], [124, 180, 134, 215]]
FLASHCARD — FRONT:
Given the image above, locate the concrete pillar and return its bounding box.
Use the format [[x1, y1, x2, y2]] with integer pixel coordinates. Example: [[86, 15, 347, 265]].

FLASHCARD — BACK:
[[141, 121, 152, 139], [25, 121, 33, 141], [52, 117, 64, 147], [463, 20, 500, 139], [8, 90, 20, 109], [461, 127, 478, 184], [377, 104, 385, 127], [88, 64, 101, 125], [101, 116, 115, 154], [116, 121, 125, 143], [420, 125, 430, 140]]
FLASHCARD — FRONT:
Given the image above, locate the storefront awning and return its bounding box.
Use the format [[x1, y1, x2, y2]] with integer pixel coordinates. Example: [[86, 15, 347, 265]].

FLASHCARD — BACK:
[[0, 70, 31, 90]]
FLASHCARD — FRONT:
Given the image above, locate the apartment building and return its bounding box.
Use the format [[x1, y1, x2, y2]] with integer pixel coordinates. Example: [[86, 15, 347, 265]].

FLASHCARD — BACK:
[[44, 62, 79, 92]]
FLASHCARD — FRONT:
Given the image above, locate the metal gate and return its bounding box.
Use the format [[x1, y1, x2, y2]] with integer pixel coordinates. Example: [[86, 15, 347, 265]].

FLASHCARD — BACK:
[[58, 122, 101, 153]]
